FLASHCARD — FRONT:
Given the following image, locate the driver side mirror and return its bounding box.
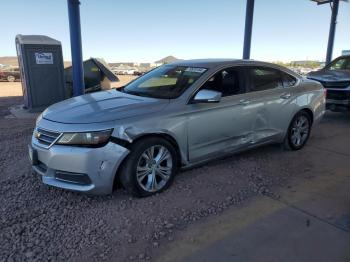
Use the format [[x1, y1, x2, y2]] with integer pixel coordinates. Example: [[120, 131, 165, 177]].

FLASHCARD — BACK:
[[193, 89, 222, 103]]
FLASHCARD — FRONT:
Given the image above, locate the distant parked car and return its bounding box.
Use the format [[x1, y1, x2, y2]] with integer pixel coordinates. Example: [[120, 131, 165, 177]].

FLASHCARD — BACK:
[[0, 68, 21, 82], [133, 71, 144, 76], [112, 68, 137, 75], [30, 59, 325, 196], [307, 55, 350, 112]]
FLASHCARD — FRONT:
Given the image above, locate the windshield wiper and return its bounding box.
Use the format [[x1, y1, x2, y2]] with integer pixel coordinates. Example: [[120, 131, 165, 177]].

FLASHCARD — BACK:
[[122, 90, 155, 98]]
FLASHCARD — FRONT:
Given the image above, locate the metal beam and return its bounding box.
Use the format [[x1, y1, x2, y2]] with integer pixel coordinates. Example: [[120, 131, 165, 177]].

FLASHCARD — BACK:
[[67, 0, 84, 96], [243, 0, 255, 59], [326, 0, 340, 64]]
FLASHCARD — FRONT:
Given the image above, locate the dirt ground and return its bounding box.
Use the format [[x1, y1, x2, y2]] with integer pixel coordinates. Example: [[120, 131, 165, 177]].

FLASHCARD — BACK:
[[0, 82, 349, 261]]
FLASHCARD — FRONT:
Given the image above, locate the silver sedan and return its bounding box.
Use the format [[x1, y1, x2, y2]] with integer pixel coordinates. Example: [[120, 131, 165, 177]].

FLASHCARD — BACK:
[[30, 59, 326, 196]]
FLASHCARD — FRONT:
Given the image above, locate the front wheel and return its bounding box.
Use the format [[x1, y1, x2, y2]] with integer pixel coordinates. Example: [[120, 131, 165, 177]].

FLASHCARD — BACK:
[[7, 75, 15, 82], [284, 111, 312, 150], [119, 137, 179, 197]]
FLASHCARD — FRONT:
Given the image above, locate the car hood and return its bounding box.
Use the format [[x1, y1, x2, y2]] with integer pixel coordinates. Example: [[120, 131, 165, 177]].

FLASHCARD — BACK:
[[307, 69, 350, 82], [43, 90, 169, 124]]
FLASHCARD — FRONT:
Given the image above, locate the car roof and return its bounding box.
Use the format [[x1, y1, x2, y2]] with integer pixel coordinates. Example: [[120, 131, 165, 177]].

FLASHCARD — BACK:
[[169, 58, 283, 69], [167, 58, 300, 78]]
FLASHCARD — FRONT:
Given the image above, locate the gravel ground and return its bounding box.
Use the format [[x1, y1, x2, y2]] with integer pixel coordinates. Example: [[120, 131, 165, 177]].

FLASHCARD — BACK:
[[0, 88, 321, 262]]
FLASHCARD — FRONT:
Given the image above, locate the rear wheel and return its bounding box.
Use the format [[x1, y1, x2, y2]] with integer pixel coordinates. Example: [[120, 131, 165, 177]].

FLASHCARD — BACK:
[[284, 111, 312, 150], [119, 137, 178, 197], [7, 75, 15, 82]]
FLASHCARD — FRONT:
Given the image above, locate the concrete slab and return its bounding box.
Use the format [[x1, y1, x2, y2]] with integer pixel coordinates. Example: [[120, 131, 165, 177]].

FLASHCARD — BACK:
[[155, 114, 350, 262], [156, 178, 350, 262], [183, 198, 350, 262]]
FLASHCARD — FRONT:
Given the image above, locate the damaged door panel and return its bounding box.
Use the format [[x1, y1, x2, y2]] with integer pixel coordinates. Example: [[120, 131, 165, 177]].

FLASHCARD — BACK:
[[243, 66, 297, 143], [186, 94, 255, 162]]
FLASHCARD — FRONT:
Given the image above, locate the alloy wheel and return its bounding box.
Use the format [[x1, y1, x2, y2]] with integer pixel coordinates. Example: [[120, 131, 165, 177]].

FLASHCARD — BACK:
[[136, 145, 173, 192], [290, 115, 310, 147]]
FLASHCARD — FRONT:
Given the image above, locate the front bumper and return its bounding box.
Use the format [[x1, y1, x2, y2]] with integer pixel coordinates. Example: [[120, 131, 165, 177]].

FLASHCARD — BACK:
[[326, 99, 350, 105], [326, 89, 350, 111], [326, 97, 350, 111], [31, 136, 130, 195]]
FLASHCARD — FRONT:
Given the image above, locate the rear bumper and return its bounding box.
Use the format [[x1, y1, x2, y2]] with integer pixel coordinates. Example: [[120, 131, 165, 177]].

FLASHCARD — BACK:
[[31, 136, 130, 195]]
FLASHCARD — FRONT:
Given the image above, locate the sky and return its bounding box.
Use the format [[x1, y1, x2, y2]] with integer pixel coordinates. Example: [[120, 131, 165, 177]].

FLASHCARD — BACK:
[[0, 0, 349, 63]]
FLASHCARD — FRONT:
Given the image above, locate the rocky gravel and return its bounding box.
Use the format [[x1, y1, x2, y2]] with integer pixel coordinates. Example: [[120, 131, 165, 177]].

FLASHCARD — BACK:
[[0, 95, 314, 262]]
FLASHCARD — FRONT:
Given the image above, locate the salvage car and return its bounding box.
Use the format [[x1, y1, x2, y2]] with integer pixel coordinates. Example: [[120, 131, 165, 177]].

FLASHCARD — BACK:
[[30, 59, 326, 197], [307, 55, 350, 111], [0, 68, 21, 82]]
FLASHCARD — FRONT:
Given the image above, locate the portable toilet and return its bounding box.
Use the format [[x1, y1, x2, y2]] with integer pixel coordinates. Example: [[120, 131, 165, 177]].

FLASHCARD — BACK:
[[15, 35, 66, 112]]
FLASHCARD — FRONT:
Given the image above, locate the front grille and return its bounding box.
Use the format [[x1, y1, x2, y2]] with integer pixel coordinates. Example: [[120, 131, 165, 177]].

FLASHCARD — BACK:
[[320, 81, 350, 89], [55, 171, 92, 185], [36, 128, 61, 147], [327, 90, 350, 101]]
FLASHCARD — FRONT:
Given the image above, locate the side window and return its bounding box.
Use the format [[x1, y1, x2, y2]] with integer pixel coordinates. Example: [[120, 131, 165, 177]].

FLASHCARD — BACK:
[[200, 68, 243, 97], [248, 67, 283, 92], [282, 72, 297, 87]]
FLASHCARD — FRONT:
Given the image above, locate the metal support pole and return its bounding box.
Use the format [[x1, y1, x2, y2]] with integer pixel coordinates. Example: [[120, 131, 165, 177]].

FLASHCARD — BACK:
[[67, 0, 84, 96], [326, 0, 339, 64], [243, 0, 255, 59]]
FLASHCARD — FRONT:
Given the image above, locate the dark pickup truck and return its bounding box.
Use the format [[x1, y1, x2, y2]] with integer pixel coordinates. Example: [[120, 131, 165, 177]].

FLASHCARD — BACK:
[[0, 68, 21, 82], [307, 55, 350, 112]]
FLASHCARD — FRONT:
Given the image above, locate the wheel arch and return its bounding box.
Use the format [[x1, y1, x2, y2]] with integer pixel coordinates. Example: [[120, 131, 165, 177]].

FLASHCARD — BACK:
[[299, 107, 314, 125], [131, 132, 183, 166], [112, 132, 184, 189]]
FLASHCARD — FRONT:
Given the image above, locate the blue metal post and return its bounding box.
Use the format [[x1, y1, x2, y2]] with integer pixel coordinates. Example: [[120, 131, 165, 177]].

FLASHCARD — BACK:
[[67, 0, 84, 96], [243, 0, 255, 59], [326, 0, 340, 64]]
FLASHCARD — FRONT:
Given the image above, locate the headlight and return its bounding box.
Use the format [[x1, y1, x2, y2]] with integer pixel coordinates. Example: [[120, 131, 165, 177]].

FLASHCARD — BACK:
[[56, 129, 113, 146], [36, 113, 43, 125]]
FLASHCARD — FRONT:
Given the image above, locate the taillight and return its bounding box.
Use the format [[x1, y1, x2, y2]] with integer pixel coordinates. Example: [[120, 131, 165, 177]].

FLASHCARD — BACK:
[[324, 88, 327, 97]]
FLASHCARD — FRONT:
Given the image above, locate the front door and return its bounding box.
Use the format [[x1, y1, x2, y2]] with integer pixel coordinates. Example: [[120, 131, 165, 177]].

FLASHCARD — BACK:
[[186, 67, 256, 162]]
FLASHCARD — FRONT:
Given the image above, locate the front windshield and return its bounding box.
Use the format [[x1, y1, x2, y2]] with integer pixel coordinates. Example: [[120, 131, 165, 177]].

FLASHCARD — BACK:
[[327, 57, 350, 71], [123, 65, 207, 99]]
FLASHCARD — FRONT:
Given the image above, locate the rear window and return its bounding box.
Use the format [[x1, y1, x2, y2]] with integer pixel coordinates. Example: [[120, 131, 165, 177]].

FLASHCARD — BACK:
[[248, 67, 283, 92], [282, 72, 297, 87]]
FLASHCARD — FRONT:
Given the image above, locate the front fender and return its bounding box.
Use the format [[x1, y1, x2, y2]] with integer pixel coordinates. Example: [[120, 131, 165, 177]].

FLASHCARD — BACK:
[[111, 122, 189, 166]]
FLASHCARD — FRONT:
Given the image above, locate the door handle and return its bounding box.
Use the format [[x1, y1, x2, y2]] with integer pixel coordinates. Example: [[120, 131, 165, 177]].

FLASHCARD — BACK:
[[239, 99, 250, 105], [280, 93, 291, 99]]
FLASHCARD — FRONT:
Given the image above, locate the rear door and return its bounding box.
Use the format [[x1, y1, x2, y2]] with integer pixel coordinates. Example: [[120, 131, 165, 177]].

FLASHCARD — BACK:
[[242, 66, 297, 143]]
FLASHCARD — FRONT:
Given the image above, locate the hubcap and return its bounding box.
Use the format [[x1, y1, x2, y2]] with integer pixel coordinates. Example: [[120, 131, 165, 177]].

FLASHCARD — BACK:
[[291, 115, 309, 147], [136, 145, 173, 192]]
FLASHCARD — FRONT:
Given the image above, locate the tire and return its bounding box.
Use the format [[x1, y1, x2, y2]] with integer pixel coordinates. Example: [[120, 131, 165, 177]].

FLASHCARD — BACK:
[[7, 75, 15, 82], [284, 111, 312, 151], [119, 137, 179, 197]]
